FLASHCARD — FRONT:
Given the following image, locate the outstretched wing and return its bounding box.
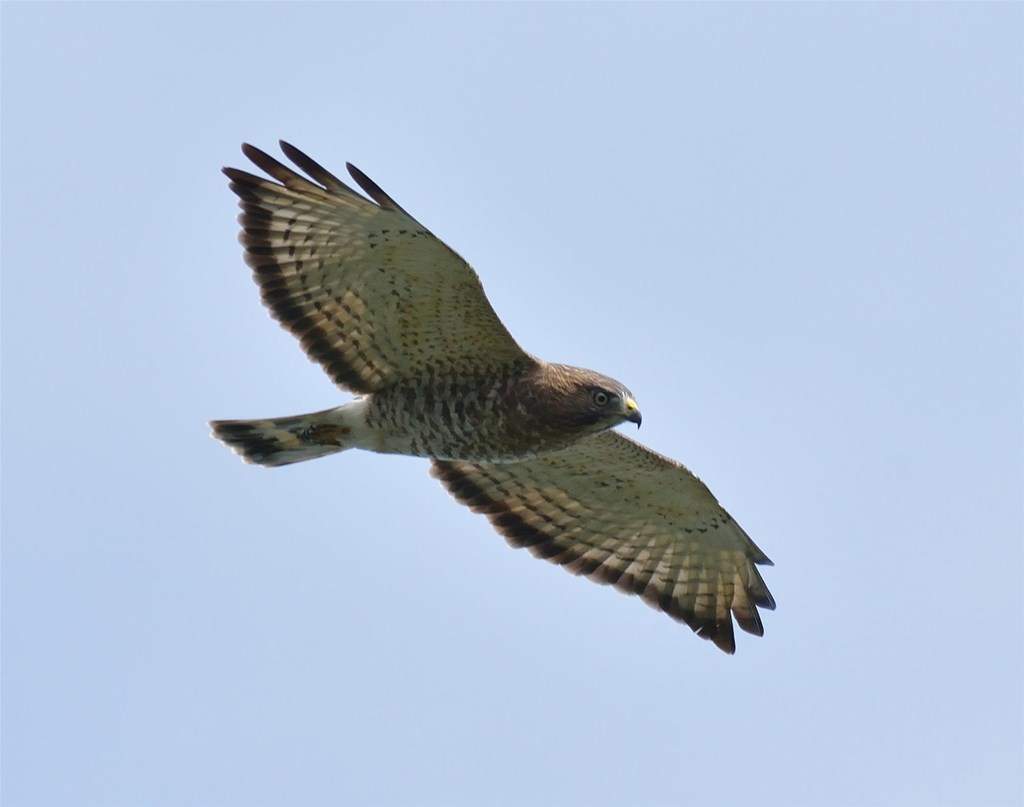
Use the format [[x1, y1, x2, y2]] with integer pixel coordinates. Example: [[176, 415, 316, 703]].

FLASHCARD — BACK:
[[224, 142, 532, 394], [431, 431, 775, 653]]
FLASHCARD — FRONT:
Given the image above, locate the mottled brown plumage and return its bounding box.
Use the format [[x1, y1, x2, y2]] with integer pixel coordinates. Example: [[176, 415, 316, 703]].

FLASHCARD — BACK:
[[211, 142, 774, 653]]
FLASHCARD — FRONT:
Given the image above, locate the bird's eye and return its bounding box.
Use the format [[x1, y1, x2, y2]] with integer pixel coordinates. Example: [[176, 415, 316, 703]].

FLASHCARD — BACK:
[[592, 390, 610, 406]]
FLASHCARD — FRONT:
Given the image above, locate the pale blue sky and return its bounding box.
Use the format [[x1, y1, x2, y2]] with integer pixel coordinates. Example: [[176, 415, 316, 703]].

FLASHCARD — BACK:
[[3, 3, 1022, 806]]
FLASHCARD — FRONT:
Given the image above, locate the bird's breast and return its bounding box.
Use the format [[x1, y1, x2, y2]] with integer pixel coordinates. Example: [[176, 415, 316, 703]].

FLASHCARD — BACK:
[[362, 377, 579, 462]]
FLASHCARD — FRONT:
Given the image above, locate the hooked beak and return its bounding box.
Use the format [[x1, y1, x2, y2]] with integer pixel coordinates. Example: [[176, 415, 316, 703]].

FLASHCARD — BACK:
[[624, 397, 642, 428]]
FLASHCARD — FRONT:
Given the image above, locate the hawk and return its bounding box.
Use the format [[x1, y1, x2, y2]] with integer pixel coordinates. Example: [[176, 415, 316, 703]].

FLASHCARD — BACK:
[[211, 142, 775, 653]]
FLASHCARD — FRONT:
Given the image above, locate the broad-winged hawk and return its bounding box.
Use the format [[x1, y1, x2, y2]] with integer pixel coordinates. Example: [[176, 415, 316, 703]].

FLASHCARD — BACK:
[[211, 143, 775, 653]]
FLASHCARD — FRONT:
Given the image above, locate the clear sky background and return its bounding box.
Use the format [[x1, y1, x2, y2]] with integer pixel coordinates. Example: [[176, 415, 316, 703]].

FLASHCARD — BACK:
[[3, 4, 1022, 806]]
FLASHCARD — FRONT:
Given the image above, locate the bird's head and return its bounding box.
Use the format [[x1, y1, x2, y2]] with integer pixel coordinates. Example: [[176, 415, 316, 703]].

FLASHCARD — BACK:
[[544, 366, 642, 434]]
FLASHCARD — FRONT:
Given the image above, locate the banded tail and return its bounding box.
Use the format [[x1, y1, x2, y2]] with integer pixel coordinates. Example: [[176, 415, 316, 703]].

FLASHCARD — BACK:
[[210, 406, 356, 467]]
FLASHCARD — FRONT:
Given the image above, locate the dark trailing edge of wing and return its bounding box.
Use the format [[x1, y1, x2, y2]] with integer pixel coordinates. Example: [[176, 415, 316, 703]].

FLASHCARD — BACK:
[[430, 459, 774, 654], [220, 143, 394, 394]]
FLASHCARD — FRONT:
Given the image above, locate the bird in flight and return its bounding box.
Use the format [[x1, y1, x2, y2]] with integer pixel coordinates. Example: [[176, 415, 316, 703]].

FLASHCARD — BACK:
[[211, 143, 775, 653]]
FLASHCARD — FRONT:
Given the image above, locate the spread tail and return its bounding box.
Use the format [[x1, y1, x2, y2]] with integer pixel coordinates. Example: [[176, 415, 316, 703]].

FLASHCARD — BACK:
[[210, 407, 356, 467]]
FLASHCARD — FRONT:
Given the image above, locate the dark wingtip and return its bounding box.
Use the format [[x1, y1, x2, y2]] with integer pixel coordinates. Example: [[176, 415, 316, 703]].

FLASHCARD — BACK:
[[240, 142, 266, 162], [278, 141, 350, 192], [346, 162, 409, 214], [222, 143, 259, 178]]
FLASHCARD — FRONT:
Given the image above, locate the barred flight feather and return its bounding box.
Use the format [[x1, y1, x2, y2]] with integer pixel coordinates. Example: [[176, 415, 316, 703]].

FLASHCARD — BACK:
[[431, 432, 775, 654]]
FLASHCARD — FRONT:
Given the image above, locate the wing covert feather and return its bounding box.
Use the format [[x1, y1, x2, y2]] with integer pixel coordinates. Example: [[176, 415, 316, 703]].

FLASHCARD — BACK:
[[431, 431, 775, 653], [225, 142, 531, 394]]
